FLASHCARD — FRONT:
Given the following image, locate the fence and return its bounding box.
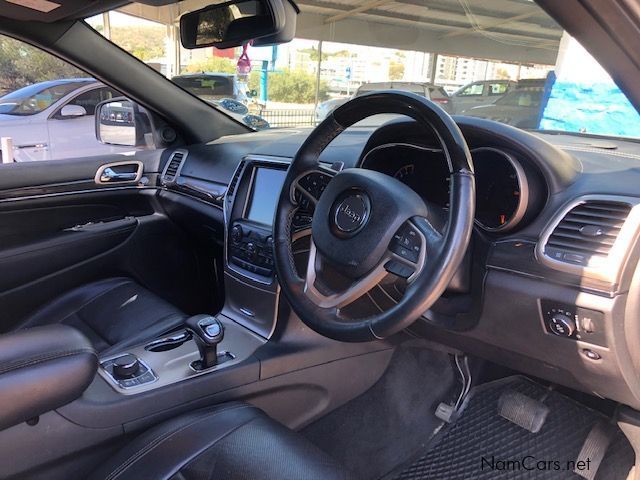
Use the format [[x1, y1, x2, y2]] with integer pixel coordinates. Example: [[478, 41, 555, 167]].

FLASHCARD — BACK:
[[258, 109, 317, 128]]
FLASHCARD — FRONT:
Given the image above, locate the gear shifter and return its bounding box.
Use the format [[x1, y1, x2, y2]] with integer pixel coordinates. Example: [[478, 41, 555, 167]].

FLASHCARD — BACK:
[[185, 314, 225, 370]]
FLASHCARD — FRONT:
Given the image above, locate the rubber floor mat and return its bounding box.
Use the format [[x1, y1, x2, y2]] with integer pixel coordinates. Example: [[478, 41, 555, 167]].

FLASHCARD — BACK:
[[389, 376, 634, 480]]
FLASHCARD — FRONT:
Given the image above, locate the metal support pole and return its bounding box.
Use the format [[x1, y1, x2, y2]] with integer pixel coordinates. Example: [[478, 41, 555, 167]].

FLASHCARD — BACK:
[[260, 60, 268, 103], [1, 137, 14, 163], [102, 12, 111, 40], [429, 53, 439, 83], [314, 40, 323, 110]]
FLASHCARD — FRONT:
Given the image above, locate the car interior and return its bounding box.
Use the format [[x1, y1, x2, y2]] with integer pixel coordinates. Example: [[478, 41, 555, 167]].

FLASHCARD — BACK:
[[2, 0, 640, 479]]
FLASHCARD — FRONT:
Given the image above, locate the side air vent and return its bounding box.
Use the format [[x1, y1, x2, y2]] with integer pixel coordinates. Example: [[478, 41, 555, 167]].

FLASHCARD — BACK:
[[226, 160, 246, 197], [162, 150, 187, 184], [544, 200, 632, 266]]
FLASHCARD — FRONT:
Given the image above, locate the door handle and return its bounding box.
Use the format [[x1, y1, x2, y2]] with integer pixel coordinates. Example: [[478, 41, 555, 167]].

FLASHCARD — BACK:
[[100, 167, 137, 182], [95, 161, 143, 185]]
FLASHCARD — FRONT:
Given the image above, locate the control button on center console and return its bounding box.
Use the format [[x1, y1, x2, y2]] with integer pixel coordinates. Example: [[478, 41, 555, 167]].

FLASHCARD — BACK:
[[113, 354, 140, 378], [231, 225, 243, 244], [246, 242, 258, 261]]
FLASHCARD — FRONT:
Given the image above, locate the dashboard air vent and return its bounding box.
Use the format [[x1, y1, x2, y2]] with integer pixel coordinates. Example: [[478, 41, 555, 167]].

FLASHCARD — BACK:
[[227, 160, 246, 197], [545, 200, 631, 265], [162, 150, 186, 183]]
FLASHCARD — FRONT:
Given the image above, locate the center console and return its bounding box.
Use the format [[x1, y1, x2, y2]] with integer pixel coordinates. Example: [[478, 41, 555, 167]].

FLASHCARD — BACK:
[[96, 155, 312, 395], [221, 155, 314, 337]]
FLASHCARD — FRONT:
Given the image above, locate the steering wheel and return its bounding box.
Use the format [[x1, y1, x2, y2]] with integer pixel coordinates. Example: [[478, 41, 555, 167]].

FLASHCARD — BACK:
[[273, 91, 475, 342]]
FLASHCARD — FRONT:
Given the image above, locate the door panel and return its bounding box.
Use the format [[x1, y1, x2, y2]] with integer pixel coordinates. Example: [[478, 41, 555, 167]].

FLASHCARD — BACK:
[[0, 152, 220, 332]]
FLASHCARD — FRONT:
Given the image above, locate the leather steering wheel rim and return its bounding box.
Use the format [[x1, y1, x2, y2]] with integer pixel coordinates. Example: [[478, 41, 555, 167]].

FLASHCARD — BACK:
[[273, 91, 475, 342]]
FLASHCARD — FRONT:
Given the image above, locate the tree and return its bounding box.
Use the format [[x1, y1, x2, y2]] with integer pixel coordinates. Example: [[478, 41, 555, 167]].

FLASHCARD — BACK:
[[0, 37, 83, 93], [184, 56, 237, 74], [388, 61, 404, 81], [495, 68, 510, 80], [110, 26, 165, 62], [299, 47, 328, 62], [248, 68, 328, 104]]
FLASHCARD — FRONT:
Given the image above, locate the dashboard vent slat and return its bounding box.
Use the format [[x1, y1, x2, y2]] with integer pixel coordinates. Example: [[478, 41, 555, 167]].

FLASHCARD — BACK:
[[545, 200, 631, 263], [227, 160, 246, 197], [162, 150, 186, 184]]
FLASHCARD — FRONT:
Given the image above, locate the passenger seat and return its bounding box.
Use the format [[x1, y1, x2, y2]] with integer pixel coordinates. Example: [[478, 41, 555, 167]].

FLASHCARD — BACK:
[[15, 278, 187, 355]]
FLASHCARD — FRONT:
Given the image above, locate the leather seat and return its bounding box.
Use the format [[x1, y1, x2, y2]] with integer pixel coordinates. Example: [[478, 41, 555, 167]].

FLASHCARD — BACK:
[[16, 277, 187, 354], [89, 402, 352, 480]]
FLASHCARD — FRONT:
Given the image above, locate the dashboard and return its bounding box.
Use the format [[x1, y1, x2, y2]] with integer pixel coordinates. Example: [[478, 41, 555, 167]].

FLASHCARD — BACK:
[[160, 115, 640, 411]]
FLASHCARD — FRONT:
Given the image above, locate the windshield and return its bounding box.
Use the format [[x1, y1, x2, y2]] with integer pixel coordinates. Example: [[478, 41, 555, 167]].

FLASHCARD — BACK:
[[0, 81, 88, 115], [87, 1, 640, 138]]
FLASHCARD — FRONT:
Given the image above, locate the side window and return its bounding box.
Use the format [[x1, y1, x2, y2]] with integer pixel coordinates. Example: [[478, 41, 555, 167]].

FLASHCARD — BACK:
[[458, 83, 484, 97], [64, 87, 121, 116], [0, 34, 150, 163], [488, 83, 509, 96]]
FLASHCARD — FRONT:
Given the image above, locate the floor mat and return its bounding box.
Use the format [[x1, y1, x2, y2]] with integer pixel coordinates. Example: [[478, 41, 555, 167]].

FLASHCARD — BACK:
[[389, 376, 634, 480], [302, 344, 456, 480]]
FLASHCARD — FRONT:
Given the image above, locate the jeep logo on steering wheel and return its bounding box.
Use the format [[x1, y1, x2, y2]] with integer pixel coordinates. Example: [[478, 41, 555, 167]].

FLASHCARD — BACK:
[[333, 193, 370, 235]]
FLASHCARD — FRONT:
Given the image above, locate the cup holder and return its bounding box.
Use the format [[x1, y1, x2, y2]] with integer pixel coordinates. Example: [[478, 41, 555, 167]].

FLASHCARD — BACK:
[[145, 330, 192, 352]]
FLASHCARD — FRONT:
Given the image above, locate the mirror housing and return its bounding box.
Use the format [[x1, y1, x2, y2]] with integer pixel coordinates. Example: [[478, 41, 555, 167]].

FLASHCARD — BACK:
[[180, 0, 290, 49], [95, 98, 154, 148], [59, 104, 87, 118]]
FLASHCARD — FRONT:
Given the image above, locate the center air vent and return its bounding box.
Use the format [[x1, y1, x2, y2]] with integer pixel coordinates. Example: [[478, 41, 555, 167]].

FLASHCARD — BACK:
[[162, 150, 187, 184], [544, 200, 631, 266], [226, 160, 246, 197]]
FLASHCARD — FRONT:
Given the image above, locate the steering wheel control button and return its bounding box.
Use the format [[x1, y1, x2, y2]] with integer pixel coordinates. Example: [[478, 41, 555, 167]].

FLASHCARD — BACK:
[[332, 192, 370, 237], [390, 223, 421, 263], [384, 260, 415, 279], [298, 171, 332, 200], [113, 354, 140, 378]]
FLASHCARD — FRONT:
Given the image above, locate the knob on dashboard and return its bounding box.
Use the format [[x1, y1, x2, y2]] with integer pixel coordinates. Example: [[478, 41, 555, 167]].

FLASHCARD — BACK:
[[113, 354, 140, 378], [246, 242, 258, 261], [548, 314, 576, 337], [231, 225, 243, 244]]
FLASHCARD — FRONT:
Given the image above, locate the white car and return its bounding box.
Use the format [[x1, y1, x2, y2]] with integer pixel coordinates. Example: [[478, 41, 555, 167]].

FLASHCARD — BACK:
[[0, 78, 270, 162], [0, 78, 133, 162]]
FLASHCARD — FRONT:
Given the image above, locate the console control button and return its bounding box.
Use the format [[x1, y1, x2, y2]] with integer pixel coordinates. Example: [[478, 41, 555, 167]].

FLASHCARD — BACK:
[[113, 354, 140, 378], [231, 225, 243, 244]]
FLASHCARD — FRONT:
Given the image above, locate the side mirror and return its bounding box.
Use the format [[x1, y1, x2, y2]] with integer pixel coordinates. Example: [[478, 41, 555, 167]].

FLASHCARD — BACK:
[[95, 98, 153, 148], [180, 0, 289, 50], [59, 104, 87, 118]]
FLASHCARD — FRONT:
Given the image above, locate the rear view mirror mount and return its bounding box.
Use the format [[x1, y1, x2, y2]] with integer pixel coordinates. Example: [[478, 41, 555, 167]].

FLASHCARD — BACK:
[[180, 0, 297, 50]]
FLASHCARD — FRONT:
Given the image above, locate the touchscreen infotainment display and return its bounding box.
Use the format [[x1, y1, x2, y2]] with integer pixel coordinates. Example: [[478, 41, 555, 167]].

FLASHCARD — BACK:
[[245, 167, 287, 227]]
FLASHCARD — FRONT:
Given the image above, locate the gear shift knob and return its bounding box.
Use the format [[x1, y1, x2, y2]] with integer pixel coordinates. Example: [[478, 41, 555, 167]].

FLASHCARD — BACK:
[[185, 314, 224, 370]]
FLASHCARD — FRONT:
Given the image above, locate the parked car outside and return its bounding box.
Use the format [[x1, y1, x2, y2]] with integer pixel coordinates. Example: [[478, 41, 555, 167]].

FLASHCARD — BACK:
[[461, 85, 544, 128], [171, 73, 239, 102], [172, 73, 269, 129], [315, 81, 451, 121], [0, 78, 131, 161], [449, 79, 517, 114]]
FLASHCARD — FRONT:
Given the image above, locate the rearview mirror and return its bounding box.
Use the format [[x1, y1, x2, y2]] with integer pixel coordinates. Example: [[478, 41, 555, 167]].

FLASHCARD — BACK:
[[95, 98, 154, 148], [180, 0, 288, 49]]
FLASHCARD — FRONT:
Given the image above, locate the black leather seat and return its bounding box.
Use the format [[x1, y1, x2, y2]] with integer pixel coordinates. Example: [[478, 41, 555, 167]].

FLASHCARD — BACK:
[[89, 402, 352, 480], [15, 277, 187, 354]]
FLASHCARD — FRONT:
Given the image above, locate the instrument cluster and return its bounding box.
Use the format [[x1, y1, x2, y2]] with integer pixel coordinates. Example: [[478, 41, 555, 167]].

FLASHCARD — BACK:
[[361, 142, 530, 232]]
